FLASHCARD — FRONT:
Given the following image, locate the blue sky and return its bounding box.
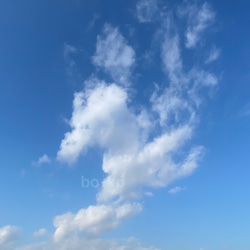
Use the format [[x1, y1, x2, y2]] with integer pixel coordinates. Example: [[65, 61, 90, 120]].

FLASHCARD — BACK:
[[0, 0, 250, 249]]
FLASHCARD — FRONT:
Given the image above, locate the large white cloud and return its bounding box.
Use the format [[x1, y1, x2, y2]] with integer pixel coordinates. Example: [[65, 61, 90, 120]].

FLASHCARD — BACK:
[[43, 0, 219, 247]]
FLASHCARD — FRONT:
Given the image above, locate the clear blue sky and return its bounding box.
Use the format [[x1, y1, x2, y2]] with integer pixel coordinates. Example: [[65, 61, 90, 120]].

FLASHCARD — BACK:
[[0, 0, 250, 249]]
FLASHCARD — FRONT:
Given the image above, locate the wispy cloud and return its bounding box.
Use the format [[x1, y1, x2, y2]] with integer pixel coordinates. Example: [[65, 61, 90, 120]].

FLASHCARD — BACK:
[[168, 186, 186, 194], [63, 43, 77, 76], [205, 47, 221, 64], [136, 0, 158, 23], [179, 2, 216, 49], [33, 154, 51, 166], [55, 0, 218, 242], [92, 24, 135, 85]]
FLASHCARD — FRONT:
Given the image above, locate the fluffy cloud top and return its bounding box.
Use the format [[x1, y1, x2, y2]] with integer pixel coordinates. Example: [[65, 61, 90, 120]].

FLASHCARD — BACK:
[[53, 203, 142, 242], [0, 226, 21, 247]]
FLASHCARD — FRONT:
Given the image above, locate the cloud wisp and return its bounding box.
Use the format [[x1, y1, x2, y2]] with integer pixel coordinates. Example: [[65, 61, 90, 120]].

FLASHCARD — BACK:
[[92, 24, 135, 86]]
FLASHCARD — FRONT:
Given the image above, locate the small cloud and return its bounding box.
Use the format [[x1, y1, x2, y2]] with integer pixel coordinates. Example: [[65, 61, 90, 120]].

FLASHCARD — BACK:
[[144, 191, 153, 197], [136, 0, 158, 23], [92, 24, 135, 85], [64, 43, 78, 76], [205, 47, 221, 64], [179, 2, 216, 49], [33, 154, 51, 166], [33, 228, 49, 238], [0, 225, 21, 246], [87, 13, 100, 31], [168, 186, 186, 194]]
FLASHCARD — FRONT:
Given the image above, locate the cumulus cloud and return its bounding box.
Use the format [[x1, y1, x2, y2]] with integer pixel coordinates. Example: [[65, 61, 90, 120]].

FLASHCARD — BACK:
[[179, 2, 215, 49], [57, 81, 204, 202], [92, 24, 135, 85], [168, 186, 186, 194], [53, 203, 142, 242], [136, 0, 158, 23], [0, 226, 21, 247]]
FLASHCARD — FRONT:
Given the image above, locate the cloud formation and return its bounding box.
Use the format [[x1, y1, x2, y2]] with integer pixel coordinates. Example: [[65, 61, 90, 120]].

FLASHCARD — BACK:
[[205, 47, 221, 64], [136, 0, 158, 23], [92, 24, 135, 85], [178, 2, 215, 48], [34, 154, 51, 167], [55, 1, 219, 243], [168, 186, 186, 194], [0, 226, 21, 249]]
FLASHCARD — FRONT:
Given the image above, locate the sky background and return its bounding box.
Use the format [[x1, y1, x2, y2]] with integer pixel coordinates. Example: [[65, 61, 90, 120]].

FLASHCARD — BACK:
[[0, 0, 250, 249]]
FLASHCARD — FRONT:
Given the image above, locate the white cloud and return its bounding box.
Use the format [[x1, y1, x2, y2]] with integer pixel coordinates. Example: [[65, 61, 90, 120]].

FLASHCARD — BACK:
[[0, 226, 21, 247], [168, 186, 186, 194], [34, 154, 51, 166], [33, 228, 49, 238], [57, 81, 204, 202], [53, 203, 142, 242], [136, 0, 158, 23], [57, 82, 142, 165], [205, 47, 221, 64], [55, 0, 218, 245], [179, 3, 215, 49], [63, 43, 77, 76], [16, 237, 160, 250], [92, 24, 135, 85], [161, 33, 183, 85]]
